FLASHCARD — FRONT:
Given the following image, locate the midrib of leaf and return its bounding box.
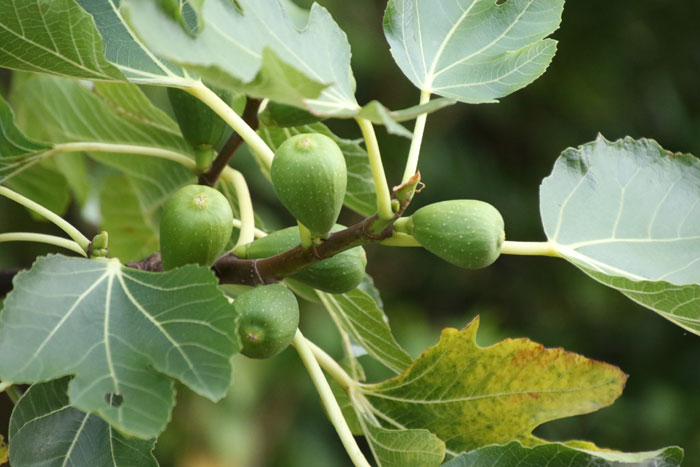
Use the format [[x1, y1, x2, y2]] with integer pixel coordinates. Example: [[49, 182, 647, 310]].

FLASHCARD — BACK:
[[104, 0, 183, 82], [116, 271, 207, 390], [319, 292, 411, 373], [60, 412, 90, 467], [17, 269, 111, 375], [430, 0, 538, 84], [432, 44, 555, 92], [423, 0, 480, 88], [363, 382, 615, 405]]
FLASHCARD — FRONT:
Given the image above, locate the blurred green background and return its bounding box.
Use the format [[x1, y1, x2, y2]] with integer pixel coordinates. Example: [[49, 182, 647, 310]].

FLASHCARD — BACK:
[[1, 0, 699, 465]]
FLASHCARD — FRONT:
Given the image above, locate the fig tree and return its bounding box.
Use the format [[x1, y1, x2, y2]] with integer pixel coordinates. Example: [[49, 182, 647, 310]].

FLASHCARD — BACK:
[[159, 185, 233, 270], [270, 133, 347, 237], [408, 200, 505, 270], [235, 284, 299, 359]]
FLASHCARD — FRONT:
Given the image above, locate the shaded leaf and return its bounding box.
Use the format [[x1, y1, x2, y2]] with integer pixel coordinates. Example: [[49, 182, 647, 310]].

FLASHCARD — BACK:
[[444, 441, 683, 467], [11, 74, 195, 212], [318, 289, 412, 374], [356, 412, 445, 467], [0, 0, 123, 80], [384, 0, 564, 103], [258, 123, 376, 216], [9, 377, 157, 467], [0, 255, 239, 438], [100, 175, 159, 263], [360, 317, 626, 453], [5, 163, 71, 217], [0, 93, 51, 183], [125, 0, 359, 116], [540, 137, 700, 335]]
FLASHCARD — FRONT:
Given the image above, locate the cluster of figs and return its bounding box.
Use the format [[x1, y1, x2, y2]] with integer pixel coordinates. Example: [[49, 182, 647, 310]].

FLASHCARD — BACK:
[[159, 88, 506, 359]]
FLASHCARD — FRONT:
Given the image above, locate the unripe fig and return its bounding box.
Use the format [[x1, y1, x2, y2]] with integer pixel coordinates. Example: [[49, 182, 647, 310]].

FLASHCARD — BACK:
[[235, 284, 299, 359], [159, 185, 233, 270], [408, 200, 505, 270], [270, 133, 347, 237], [167, 87, 233, 150], [239, 225, 366, 294]]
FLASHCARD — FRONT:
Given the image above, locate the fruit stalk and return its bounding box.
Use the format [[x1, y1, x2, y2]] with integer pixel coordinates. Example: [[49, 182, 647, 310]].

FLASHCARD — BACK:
[[185, 82, 275, 168]]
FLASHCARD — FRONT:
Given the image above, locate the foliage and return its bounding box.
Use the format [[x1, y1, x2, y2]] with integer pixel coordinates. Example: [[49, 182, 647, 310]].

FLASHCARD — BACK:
[[0, 0, 696, 465]]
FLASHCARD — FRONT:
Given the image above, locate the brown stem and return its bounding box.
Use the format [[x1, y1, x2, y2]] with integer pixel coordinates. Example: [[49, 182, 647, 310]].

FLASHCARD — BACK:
[[2, 174, 422, 291], [198, 98, 262, 187]]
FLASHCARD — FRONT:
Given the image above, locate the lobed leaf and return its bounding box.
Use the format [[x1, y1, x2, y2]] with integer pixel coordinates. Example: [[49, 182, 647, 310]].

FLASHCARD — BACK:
[[9, 377, 157, 467], [0, 0, 123, 81], [0, 255, 240, 438], [359, 317, 626, 453], [444, 441, 683, 467], [383, 0, 564, 103], [540, 136, 700, 335], [124, 0, 359, 116]]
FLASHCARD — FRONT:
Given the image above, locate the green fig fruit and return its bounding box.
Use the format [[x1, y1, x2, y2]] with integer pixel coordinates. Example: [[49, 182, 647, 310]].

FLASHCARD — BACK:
[[235, 284, 299, 359], [159, 185, 233, 270], [239, 225, 366, 294], [408, 200, 505, 270], [270, 133, 347, 237], [167, 87, 233, 150]]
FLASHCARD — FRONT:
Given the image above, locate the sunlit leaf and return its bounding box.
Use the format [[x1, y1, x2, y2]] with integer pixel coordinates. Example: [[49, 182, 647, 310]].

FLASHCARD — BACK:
[[258, 123, 376, 216], [358, 317, 626, 453], [445, 441, 683, 467], [124, 0, 359, 116], [384, 0, 564, 103], [0, 0, 123, 81], [541, 136, 700, 335], [76, 0, 189, 85], [0, 255, 239, 438], [9, 377, 157, 467]]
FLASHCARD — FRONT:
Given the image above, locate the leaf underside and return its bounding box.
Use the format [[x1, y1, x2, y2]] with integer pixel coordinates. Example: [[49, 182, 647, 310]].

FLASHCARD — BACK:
[[383, 0, 565, 103], [541, 136, 700, 335]]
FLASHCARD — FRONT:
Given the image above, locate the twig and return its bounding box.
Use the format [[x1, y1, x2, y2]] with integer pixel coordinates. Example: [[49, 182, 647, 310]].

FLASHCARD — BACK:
[[199, 98, 262, 187]]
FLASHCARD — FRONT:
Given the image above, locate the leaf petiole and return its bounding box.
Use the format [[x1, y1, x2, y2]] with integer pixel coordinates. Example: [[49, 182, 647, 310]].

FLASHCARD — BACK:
[[355, 117, 393, 220], [221, 168, 256, 249], [401, 90, 431, 184], [292, 330, 371, 467], [185, 82, 276, 168], [305, 338, 357, 392], [0, 186, 90, 253], [0, 233, 87, 257], [500, 241, 561, 257]]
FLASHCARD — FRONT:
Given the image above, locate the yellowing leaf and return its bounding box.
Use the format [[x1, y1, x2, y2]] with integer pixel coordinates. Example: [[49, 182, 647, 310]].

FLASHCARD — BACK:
[[360, 317, 626, 453]]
